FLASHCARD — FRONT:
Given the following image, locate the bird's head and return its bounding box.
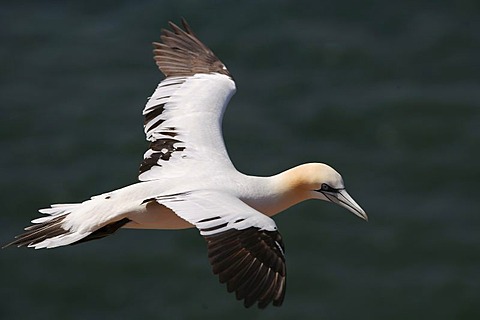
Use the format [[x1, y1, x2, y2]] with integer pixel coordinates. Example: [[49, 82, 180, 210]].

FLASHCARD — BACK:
[[289, 163, 368, 221]]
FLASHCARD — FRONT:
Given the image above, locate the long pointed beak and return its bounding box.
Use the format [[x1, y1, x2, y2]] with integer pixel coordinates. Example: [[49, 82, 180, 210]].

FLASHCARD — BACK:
[[325, 189, 368, 221]]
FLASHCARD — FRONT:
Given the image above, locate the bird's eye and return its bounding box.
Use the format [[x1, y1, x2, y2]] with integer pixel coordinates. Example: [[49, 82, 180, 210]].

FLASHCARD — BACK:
[[321, 183, 331, 192]]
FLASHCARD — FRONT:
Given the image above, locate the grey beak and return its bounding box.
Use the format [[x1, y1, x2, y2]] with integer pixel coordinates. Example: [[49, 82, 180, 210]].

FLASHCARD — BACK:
[[324, 189, 368, 221]]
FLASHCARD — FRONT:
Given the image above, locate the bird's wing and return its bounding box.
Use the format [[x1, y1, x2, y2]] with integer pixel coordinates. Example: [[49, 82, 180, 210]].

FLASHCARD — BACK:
[[148, 190, 286, 308], [140, 19, 236, 181]]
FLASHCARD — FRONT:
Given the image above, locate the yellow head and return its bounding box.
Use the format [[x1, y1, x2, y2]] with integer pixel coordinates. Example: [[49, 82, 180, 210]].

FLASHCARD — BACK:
[[283, 163, 368, 221]]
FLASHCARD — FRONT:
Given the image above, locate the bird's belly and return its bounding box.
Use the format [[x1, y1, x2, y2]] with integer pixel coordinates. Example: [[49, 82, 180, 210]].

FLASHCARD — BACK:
[[123, 201, 194, 230]]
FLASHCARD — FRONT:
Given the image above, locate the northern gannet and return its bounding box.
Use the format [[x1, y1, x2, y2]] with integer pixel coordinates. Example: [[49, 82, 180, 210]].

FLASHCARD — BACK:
[[4, 19, 367, 309]]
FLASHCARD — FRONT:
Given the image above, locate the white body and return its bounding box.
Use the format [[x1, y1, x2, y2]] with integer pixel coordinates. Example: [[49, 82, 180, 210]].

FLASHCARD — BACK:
[[7, 20, 367, 309]]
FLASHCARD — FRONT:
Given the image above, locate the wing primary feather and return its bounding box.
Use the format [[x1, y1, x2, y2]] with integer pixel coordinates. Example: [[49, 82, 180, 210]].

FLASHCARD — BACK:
[[203, 227, 286, 308]]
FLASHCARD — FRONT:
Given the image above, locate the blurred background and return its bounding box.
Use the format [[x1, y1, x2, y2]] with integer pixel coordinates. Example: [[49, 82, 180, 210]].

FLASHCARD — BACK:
[[1, 1, 479, 319]]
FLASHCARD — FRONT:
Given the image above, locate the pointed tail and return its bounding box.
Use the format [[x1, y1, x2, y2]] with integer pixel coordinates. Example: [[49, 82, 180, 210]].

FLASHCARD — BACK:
[[3, 203, 130, 249]]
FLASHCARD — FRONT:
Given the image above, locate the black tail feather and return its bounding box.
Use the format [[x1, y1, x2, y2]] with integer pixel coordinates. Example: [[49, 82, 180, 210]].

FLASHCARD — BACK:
[[3, 217, 131, 249], [3, 216, 68, 248], [70, 218, 131, 245]]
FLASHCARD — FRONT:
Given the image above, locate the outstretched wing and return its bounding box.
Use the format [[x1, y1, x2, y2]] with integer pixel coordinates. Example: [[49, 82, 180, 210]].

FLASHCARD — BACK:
[[148, 190, 287, 309], [140, 19, 236, 181]]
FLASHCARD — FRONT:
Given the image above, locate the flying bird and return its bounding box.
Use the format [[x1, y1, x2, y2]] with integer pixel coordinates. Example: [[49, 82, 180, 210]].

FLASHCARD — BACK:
[[4, 19, 367, 308]]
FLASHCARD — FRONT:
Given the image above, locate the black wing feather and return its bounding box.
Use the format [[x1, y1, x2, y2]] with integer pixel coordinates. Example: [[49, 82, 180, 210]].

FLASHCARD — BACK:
[[204, 227, 286, 308]]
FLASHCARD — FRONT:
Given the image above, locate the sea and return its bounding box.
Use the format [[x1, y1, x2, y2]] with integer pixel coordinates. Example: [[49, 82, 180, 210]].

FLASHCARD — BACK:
[[1, 1, 479, 319]]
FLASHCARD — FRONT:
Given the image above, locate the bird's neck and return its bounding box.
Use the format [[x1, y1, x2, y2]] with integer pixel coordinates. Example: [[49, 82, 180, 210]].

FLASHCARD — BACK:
[[240, 166, 313, 217]]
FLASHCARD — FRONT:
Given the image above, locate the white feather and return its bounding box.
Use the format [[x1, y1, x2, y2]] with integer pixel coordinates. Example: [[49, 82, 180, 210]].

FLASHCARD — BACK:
[[139, 73, 236, 181], [154, 190, 278, 236]]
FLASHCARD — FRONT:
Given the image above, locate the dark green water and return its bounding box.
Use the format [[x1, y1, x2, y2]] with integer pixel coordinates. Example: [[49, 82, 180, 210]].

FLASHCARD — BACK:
[[1, 1, 479, 319]]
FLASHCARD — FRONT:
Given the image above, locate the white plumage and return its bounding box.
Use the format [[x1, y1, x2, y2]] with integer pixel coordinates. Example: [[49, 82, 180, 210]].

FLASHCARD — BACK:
[[4, 19, 367, 309]]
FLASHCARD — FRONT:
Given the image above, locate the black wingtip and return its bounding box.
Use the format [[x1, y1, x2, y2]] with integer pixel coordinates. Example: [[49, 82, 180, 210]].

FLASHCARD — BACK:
[[180, 17, 195, 36], [205, 227, 287, 309], [153, 18, 231, 78]]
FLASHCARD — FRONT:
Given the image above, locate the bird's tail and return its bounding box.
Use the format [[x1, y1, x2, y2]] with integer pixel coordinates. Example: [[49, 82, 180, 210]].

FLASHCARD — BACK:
[[3, 203, 130, 249]]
